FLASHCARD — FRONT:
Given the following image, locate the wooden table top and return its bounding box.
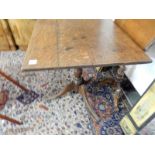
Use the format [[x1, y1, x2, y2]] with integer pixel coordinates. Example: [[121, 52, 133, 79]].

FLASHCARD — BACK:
[[115, 19, 155, 50], [22, 19, 151, 71]]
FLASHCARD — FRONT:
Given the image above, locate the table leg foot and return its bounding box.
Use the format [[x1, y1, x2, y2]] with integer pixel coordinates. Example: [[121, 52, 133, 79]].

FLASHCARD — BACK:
[[53, 68, 84, 98], [53, 82, 77, 98]]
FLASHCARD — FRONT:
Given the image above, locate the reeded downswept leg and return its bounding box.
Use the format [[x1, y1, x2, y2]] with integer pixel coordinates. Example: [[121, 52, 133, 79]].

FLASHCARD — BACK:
[[51, 68, 84, 99]]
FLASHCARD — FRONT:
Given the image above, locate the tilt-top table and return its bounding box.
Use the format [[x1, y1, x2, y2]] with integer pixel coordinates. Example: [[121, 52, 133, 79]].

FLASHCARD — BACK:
[[22, 19, 151, 99]]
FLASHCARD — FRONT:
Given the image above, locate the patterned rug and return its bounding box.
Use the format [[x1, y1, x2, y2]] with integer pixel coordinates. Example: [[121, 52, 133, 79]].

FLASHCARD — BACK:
[[0, 51, 93, 135], [84, 69, 128, 135], [0, 50, 128, 135]]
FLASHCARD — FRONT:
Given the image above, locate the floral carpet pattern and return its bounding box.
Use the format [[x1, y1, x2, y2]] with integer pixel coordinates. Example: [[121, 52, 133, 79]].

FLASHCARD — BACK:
[[84, 71, 128, 135], [0, 50, 128, 135], [0, 51, 93, 135]]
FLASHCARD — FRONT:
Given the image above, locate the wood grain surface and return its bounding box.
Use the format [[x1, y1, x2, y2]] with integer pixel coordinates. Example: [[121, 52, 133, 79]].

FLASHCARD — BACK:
[[22, 19, 151, 71], [8, 19, 36, 51], [0, 20, 16, 50], [0, 20, 16, 51], [115, 19, 155, 50]]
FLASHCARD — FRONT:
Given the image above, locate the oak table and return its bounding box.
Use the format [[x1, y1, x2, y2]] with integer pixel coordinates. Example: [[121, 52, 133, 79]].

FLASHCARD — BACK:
[[22, 19, 151, 99]]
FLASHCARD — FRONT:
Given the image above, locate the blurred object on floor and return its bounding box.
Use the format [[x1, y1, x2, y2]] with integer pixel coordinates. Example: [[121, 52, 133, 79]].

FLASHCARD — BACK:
[[0, 113, 23, 125], [0, 69, 29, 91], [16, 90, 39, 105]]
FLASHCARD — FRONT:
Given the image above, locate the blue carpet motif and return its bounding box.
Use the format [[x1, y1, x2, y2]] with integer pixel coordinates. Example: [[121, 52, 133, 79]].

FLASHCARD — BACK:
[[16, 90, 39, 105], [85, 79, 127, 135]]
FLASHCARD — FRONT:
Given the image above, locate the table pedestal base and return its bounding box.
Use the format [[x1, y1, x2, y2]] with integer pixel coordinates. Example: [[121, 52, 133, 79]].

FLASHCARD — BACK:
[[53, 68, 87, 98], [53, 66, 126, 114]]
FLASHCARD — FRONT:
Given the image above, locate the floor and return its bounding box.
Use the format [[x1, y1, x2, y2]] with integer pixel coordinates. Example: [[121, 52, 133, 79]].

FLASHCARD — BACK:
[[0, 50, 93, 134], [0, 50, 131, 135]]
